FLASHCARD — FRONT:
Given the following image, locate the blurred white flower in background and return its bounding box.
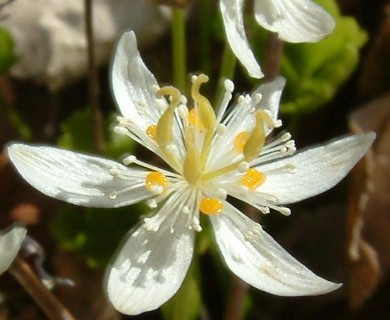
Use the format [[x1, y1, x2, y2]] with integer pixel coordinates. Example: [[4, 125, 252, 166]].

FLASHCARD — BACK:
[[219, 0, 335, 78], [1, 0, 170, 90]]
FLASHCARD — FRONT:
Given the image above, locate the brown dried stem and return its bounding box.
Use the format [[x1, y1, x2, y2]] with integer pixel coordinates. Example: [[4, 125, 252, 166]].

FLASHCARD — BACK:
[[85, 0, 104, 153], [224, 257, 250, 320], [9, 256, 76, 320], [263, 33, 284, 80]]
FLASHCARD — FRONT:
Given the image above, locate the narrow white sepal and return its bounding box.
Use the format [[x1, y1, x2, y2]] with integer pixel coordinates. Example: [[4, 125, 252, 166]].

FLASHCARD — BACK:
[[111, 30, 163, 123], [105, 216, 194, 315], [0, 224, 26, 274], [254, 0, 335, 43], [7, 143, 151, 208], [210, 205, 341, 295], [258, 133, 376, 204], [220, 0, 264, 78]]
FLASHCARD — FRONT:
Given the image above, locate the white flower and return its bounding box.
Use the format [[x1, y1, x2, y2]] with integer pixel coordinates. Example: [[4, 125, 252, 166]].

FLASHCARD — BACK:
[[7, 31, 373, 315], [2, 0, 169, 90], [0, 224, 26, 275], [219, 0, 336, 78]]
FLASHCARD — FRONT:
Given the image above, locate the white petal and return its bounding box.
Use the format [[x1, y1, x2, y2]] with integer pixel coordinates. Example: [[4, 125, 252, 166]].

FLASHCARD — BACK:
[[111, 31, 185, 161], [220, 0, 263, 78], [210, 204, 340, 295], [252, 76, 286, 124], [258, 133, 375, 204], [254, 0, 335, 43], [105, 214, 194, 315], [7, 143, 151, 208], [0, 224, 26, 274], [112, 30, 164, 122]]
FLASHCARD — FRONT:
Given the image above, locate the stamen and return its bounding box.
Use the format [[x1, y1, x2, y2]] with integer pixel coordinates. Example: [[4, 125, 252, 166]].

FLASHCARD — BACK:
[[216, 79, 234, 123], [114, 119, 154, 149], [254, 93, 262, 104], [143, 217, 163, 232], [182, 206, 190, 214], [146, 199, 158, 209], [123, 155, 136, 165], [146, 125, 157, 140], [216, 124, 226, 135], [192, 216, 202, 232], [199, 197, 223, 215], [108, 182, 145, 199], [109, 167, 120, 176], [279, 207, 291, 216], [224, 79, 234, 93], [216, 188, 227, 199], [238, 161, 250, 173], [124, 155, 180, 178], [113, 126, 128, 136], [145, 172, 169, 194], [241, 168, 266, 191]]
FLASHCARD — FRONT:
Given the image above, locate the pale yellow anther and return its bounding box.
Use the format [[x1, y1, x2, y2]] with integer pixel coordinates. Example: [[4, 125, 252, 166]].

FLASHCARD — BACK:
[[191, 74, 216, 131], [234, 131, 250, 153], [199, 197, 223, 215], [155, 86, 181, 150], [243, 110, 274, 161], [145, 172, 168, 193], [241, 168, 266, 190], [146, 125, 157, 140]]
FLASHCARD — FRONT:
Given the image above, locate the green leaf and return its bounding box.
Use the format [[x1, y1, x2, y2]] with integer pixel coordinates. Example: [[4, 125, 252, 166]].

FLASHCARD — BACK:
[[51, 205, 145, 268], [0, 26, 17, 73], [57, 107, 136, 158], [280, 0, 367, 114], [161, 261, 202, 320]]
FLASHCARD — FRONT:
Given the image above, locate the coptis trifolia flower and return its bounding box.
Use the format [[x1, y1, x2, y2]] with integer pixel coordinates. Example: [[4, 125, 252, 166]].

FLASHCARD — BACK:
[[7, 31, 374, 315], [219, 0, 336, 78], [0, 224, 26, 275]]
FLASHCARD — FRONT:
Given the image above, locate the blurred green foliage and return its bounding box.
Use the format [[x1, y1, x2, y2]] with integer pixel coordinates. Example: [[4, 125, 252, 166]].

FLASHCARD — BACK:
[[52, 108, 146, 268], [51, 205, 144, 268], [0, 26, 17, 73], [161, 261, 201, 320], [280, 0, 367, 114], [58, 107, 136, 158]]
